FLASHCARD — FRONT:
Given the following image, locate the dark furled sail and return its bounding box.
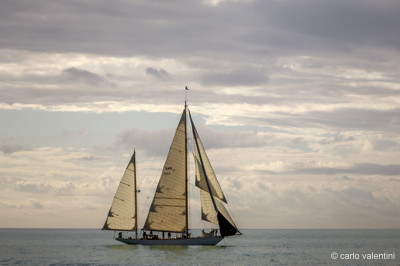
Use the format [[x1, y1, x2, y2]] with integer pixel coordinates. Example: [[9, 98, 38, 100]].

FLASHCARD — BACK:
[[217, 212, 238, 237]]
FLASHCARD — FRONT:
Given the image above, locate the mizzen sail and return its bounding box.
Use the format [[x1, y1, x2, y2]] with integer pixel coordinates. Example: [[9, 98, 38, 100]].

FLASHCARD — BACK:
[[143, 109, 187, 233], [103, 152, 137, 231]]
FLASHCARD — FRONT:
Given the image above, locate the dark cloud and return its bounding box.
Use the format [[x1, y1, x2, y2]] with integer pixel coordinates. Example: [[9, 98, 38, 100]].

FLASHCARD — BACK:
[[372, 139, 400, 152], [145, 67, 170, 80], [250, 0, 400, 53], [28, 200, 44, 209], [297, 163, 400, 176], [11, 178, 78, 196], [0, 0, 399, 112], [0, 65, 119, 105], [15, 181, 53, 193], [1, 0, 399, 58], [62, 67, 104, 85], [0, 138, 26, 154], [318, 134, 356, 145], [341, 175, 352, 181], [302, 108, 400, 132], [244, 108, 400, 133], [73, 155, 100, 161]]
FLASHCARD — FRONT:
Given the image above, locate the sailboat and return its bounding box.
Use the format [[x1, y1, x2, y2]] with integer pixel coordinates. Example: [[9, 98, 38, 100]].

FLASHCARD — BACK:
[[102, 100, 240, 245]]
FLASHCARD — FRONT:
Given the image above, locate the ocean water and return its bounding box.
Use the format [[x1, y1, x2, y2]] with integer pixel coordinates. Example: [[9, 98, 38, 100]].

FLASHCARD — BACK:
[[0, 229, 399, 265]]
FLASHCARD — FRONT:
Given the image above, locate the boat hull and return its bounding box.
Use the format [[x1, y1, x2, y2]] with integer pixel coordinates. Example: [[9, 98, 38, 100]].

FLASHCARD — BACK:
[[116, 236, 224, 246]]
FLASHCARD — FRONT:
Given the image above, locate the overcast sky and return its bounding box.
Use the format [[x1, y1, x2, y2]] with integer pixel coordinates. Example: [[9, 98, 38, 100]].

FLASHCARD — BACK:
[[1, 0, 399, 229]]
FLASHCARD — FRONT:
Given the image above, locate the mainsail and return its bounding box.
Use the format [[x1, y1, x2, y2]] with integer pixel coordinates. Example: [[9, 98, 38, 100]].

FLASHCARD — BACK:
[[189, 111, 239, 237], [103, 152, 137, 231], [143, 108, 188, 233]]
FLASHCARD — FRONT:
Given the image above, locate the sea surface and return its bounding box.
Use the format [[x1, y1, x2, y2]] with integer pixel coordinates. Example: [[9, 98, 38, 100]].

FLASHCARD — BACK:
[[0, 229, 399, 265]]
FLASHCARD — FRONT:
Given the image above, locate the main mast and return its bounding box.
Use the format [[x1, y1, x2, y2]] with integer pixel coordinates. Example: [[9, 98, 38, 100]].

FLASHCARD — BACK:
[[184, 100, 189, 236]]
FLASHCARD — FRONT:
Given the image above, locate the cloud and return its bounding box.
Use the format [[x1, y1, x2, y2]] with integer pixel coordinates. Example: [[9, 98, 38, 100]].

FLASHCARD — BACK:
[[192, 126, 270, 149], [247, 0, 400, 55], [296, 163, 400, 176], [318, 134, 356, 145], [145, 67, 170, 80], [62, 67, 104, 85], [201, 67, 268, 86], [0, 0, 398, 61], [74, 155, 100, 161], [115, 124, 276, 155], [0, 138, 26, 154], [15, 181, 53, 193], [298, 108, 400, 132], [0, 199, 44, 209], [249, 160, 400, 176], [372, 138, 400, 152], [224, 172, 400, 228], [28, 199, 44, 209], [1, 0, 400, 229], [115, 127, 172, 156]]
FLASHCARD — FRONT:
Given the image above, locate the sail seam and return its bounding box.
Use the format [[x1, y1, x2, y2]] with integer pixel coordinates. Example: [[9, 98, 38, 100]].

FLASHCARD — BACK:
[[169, 147, 183, 153]]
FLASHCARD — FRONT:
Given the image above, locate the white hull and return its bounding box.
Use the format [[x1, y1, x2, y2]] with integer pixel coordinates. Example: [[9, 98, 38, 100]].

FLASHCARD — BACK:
[[116, 236, 224, 246]]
